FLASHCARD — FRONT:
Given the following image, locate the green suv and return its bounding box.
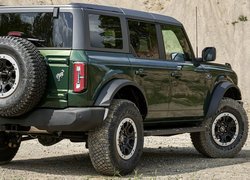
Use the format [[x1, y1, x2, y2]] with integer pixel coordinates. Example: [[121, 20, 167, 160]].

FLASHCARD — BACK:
[[0, 3, 248, 176]]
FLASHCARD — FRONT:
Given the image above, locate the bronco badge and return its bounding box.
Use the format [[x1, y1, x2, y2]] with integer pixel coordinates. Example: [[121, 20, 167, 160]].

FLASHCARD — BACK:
[[56, 69, 64, 82]]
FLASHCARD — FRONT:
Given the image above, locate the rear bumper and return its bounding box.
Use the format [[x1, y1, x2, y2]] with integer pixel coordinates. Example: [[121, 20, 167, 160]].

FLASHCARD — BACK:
[[0, 108, 107, 132]]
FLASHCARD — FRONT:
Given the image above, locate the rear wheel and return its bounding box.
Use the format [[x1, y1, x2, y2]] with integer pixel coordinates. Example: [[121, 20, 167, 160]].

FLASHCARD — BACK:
[[88, 99, 144, 175], [0, 133, 21, 164], [191, 98, 248, 157]]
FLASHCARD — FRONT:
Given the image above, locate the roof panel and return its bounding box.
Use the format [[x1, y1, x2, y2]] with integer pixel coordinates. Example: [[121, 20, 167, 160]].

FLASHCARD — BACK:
[[70, 3, 122, 13], [71, 3, 181, 25], [0, 3, 182, 26], [121, 8, 153, 20], [151, 13, 181, 25]]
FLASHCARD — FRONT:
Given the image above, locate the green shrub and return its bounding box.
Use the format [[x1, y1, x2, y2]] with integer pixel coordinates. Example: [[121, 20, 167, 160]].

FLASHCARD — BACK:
[[238, 15, 248, 22]]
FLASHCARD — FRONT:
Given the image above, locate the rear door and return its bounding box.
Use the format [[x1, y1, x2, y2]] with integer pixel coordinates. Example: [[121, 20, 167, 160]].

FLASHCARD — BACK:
[[83, 10, 132, 105], [161, 25, 208, 118], [127, 20, 174, 119]]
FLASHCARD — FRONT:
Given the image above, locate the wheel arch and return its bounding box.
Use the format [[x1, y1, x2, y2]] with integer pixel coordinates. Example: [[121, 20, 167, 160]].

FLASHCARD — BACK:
[[205, 81, 242, 118], [94, 79, 148, 119]]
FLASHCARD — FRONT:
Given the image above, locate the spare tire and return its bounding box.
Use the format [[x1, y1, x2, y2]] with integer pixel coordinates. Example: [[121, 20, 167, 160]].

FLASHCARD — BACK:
[[0, 36, 47, 117]]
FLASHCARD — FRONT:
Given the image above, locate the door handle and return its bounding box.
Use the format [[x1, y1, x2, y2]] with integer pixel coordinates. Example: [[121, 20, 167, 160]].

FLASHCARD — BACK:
[[135, 68, 147, 77], [176, 65, 183, 71], [171, 71, 182, 78], [171, 65, 182, 78]]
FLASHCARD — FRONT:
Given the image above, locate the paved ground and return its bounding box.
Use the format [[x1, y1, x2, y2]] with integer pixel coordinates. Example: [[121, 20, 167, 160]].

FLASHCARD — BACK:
[[0, 116, 250, 179]]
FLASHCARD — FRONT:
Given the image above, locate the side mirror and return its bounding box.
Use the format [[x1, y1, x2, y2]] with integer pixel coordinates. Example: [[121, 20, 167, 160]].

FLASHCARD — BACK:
[[202, 47, 216, 61]]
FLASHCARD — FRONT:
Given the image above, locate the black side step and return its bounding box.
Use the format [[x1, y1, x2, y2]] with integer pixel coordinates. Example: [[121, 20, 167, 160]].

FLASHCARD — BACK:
[[144, 126, 205, 136]]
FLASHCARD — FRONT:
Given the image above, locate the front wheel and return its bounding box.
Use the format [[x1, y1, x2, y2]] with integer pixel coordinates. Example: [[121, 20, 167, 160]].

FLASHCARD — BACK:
[[88, 99, 144, 176], [191, 98, 248, 158]]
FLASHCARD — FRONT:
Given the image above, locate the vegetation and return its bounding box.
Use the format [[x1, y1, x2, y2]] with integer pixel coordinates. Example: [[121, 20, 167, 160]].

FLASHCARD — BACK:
[[232, 15, 247, 26], [238, 15, 248, 22], [232, 21, 239, 26]]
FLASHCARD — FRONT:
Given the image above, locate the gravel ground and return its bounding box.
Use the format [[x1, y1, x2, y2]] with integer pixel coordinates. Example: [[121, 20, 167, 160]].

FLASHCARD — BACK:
[[0, 119, 250, 179]]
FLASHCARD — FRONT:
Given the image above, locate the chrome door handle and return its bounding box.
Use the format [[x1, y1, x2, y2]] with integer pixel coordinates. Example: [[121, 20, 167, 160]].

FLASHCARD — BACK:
[[176, 65, 183, 71], [135, 68, 147, 77], [171, 71, 182, 78]]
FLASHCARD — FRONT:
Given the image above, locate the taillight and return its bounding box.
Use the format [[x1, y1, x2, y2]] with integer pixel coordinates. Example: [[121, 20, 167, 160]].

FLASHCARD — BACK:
[[73, 62, 86, 93]]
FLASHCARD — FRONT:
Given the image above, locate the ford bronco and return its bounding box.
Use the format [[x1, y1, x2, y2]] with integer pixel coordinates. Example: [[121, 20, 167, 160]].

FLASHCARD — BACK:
[[0, 3, 248, 176]]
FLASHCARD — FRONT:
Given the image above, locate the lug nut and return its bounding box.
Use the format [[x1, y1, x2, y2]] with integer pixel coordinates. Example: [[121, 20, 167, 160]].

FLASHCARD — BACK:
[[8, 142, 12, 147]]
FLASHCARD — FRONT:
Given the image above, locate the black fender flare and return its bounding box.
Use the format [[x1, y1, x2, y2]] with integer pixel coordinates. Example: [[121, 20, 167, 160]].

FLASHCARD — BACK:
[[94, 79, 147, 107], [206, 81, 241, 118]]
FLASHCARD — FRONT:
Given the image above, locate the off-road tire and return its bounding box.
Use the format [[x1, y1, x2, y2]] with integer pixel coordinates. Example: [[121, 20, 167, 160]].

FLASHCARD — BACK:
[[0, 36, 47, 117], [191, 98, 248, 158], [0, 133, 21, 165], [88, 99, 144, 176]]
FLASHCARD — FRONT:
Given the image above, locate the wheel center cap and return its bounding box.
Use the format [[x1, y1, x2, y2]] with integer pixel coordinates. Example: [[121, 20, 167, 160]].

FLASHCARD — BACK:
[[220, 126, 226, 132]]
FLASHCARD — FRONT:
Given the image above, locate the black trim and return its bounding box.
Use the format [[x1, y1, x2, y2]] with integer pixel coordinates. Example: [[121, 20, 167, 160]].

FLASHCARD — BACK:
[[72, 8, 85, 49], [156, 24, 165, 60], [0, 108, 106, 132], [53, 7, 59, 18], [94, 79, 147, 107], [144, 126, 205, 136], [206, 81, 241, 118]]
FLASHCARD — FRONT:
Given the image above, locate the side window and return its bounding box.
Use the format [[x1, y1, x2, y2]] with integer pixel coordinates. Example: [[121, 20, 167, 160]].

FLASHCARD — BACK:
[[88, 14, 123, 49], [162, 25, 192, 61], [128, 20, 159, 59]]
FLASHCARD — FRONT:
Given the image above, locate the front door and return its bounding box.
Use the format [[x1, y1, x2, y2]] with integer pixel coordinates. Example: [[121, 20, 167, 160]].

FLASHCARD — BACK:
[[169, 61, 208, 118]]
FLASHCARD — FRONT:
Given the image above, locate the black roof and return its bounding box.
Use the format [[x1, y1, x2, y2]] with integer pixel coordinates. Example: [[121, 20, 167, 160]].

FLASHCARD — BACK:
[[0, 3, 182, 26], [71, 3, 181, 26]]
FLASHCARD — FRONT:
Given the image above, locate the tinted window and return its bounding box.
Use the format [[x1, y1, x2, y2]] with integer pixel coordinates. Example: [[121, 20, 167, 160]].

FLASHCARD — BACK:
[[0, 12, 73, 47], [162, 25, 192, 61], [88, 14, 123, 49], [128, 20, 159, 59]]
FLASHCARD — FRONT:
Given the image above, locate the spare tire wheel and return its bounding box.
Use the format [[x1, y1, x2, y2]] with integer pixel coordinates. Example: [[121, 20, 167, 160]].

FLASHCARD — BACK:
[[0, 36, 47, 117]]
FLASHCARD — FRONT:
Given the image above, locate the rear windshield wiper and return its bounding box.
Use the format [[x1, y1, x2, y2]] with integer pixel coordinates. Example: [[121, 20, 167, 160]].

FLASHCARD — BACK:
[[26, 38, 46, 47], [8, 31, 46, 47], [26, 38, 45, 43]]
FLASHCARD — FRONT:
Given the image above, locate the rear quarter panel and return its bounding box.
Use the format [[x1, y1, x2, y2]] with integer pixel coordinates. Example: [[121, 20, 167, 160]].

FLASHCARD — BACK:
[[84, 51, 133, 104], [39, 49, 71, 108]]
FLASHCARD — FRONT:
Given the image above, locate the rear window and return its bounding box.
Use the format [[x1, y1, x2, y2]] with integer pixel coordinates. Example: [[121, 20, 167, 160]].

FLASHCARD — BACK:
[[0, 12, 73, 48], [88, 14, 123, 49]]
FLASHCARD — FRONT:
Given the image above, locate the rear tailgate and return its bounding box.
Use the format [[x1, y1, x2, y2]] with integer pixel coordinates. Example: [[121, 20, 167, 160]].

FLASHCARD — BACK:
[[39, 50, 71, 108]]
